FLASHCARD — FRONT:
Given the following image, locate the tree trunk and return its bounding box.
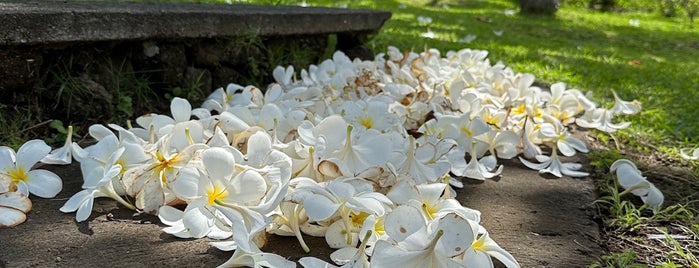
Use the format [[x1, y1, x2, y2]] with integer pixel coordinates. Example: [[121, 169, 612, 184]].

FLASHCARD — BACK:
[[520, 0, 560, 15]]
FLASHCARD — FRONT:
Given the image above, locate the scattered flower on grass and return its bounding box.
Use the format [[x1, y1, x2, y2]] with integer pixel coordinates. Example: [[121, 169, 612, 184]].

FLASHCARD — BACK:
[[458, 34, 477, 44], [610, 159, 664, 209], [680, 148, 699, 160], [417, 15, 432, 26]]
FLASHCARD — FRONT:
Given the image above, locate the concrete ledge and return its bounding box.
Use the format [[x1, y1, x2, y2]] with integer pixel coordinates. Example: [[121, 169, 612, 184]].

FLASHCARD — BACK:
[[0, 1, 391, 46]]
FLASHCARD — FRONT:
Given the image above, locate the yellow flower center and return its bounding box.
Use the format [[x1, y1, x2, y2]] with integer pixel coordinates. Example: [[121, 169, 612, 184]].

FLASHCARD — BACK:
[[358, 117, 374, 129], [154, 151, 180, 183], [9, 167, 28, 184], [207, 184, 228, 205], [422, 202, 439, 220], [351, 211, 369, 227], [116, 158, 127, 175], [512, 103, 527, 115], [485, 113, 499, 127], [460, 125, 473, 137], [472, 236, 486, 252]]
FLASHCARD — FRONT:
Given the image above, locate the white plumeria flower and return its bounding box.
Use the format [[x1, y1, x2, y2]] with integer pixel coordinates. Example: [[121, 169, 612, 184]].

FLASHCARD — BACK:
[[461, 228, 520, 268], [268, 201, 310, 253], [290, 178, 391, 247], [448, 141, 503, 182], [60, 148, 127, 222], [217, 243, 296, 268], [0, 140, 62, 198], [628, 19, 640, 27], [396, 137, 455, 184], [123, 137, 205, 214], [299, 230, 373, 268], [0, 191, 32, 227], [610, 159, 664, 209], [273, 65, 295, 88], [417, 15, 433, 26], [458, 34, 477, 44], [41, 125, 74, 165], [372, 207, 475, 268], [519, 150, 589, 178], [538, 118, 588, 157], [476, 130, 520, 160], [575, 107, 631, 133], [387, 181, 481, 223], [420, 30, 436, 39], [610, 90, 642, 116], [680, 147, 699, 160], [519, 120, 589, 178]]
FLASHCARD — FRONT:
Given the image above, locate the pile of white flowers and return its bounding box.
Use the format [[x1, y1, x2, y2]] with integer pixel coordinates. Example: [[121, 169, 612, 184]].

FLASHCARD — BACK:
[[1, 46, 643, 267]]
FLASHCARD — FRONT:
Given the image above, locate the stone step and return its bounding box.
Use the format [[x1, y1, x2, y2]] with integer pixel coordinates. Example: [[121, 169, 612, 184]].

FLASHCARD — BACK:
[[0, 1, 391, 46], [0, 1, 391, 93]]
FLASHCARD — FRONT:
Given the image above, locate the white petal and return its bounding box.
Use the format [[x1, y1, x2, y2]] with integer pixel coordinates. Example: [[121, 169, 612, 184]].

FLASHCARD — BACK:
[[26, 169, 63, 198], [642, 184, 664, 209], [182, 206, 211, 238], [158, 205, 184, 225], [202, 148, 236, 180], [60, 190, 91, 213], [228, 170, 267, 204], [610, 159, 637, 173], [435, 215, 474, 257], [219, 112, 250, 133], [88, 124, 114, 140], [303, 194, 340, 221], [75, 195, 96, 222], [558, 142, 576, 157], [0, 146, 16, 173], [299, 257, 340, 268], [16, 139, 51, 169], [384, 205, 425, 242], [172, 167, 201, 200], [0, 192, 32, 212], [245, 132, 272, 166], [462, 248, 494, 267], [371, 240, 428, 267], [171, 97, 192, 122], [325, 220, 355, 249], [0, 206, 26, 227], [481, 232, 521, 268], [251, 252, 297, 268], [615, 165, 646, 190], [330, 247, 359, 265]]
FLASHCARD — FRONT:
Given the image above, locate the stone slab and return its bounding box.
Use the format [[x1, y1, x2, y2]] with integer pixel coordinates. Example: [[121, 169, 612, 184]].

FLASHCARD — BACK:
[[0, 1, 391, 46]]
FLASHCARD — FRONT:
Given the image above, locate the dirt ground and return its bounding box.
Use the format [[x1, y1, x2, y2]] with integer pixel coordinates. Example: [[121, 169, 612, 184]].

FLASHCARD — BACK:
[[0, 157, 601, 267]]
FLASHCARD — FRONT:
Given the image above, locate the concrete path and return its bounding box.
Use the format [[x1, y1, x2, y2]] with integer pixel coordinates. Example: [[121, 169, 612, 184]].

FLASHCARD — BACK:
[[0, 158, 601, 267]]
